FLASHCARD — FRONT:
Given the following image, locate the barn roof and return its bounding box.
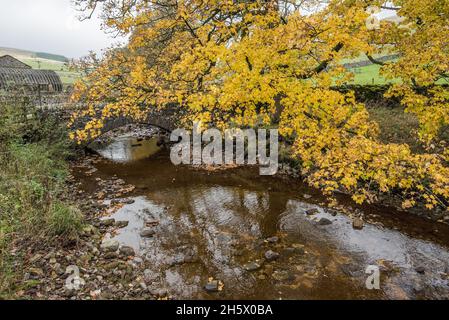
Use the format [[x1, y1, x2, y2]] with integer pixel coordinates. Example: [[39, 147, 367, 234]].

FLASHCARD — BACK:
[[0, 55, 32, 69], [0, 55, 63, 91]]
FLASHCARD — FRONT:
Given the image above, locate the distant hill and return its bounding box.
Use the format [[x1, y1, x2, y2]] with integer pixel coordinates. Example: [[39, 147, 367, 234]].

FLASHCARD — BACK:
[[0, 47, 69, 63]]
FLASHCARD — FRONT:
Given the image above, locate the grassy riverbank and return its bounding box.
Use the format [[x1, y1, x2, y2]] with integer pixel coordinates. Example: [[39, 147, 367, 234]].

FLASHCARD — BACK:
[[0, 102, 84, 298]]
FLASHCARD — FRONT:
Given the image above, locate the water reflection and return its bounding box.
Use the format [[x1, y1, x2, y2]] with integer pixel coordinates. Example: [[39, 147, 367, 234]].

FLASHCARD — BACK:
[[92, 136, 161, 162], [81, 136, 449, 299]]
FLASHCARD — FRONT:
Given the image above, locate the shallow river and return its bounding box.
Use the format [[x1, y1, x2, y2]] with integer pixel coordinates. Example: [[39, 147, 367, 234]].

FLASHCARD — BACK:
[[74, 135, 449, 300]]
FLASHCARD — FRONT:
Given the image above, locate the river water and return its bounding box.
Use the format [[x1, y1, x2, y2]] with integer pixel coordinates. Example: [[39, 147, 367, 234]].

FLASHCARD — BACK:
[[74, 135, 449, 300]]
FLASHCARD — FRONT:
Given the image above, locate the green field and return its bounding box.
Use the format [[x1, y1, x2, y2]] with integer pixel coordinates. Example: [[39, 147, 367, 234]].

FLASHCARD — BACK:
[[21, 57, 80, 86], [348, 64, 400, 85]]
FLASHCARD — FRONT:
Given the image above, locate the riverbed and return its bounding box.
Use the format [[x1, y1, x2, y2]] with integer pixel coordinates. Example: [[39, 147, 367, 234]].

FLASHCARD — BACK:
[[72, 134, 449, 300]]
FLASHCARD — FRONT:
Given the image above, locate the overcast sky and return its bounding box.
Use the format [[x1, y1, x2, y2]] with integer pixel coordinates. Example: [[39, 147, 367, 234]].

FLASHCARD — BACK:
[[0, 1, 396, 59], [0, 0, 122, 58]]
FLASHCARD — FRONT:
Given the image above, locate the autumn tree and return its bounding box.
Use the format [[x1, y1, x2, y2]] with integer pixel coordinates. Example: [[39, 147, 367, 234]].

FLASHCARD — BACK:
[[70, 0, 449, 210]]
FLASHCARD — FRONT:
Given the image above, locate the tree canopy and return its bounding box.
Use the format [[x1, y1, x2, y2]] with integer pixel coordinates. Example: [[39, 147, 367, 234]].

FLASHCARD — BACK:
[[70, 0, 449, 210]]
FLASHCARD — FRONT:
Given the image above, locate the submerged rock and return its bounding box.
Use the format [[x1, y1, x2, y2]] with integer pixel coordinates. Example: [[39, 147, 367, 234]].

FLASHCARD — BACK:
[[243, 260, 264, 272], [264, 250, 280, 261], [115, 220, 129, 228], [415, 266, 425, 274], [318, 218, 332, 226], [140, 228, 156, 238], [306, 208, 319, 216], [272, 270, 294, 282], [265, 236, 279, 244]]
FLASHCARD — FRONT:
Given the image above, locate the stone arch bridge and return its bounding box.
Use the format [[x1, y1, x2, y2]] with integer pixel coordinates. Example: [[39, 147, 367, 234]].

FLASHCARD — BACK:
[[71, 104, 184, 144]]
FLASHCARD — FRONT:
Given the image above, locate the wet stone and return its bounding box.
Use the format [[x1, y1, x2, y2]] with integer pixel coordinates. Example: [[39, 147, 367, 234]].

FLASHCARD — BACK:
[[119, 246, 135, 257], [140, 228, 156, 238], [100, 218, 115, 227], [265, 236, 279, 244], [104, 252, 119, 259], [352, 217, 364, 230], [272, 270, 294, 282], [100, 239, 119, 252], [306, 208, 319, 216], [415, 266, 426, 274], [291, 244, 305, 255], [244, 260, 264, 272], [264, 250, 280, 262], [318, 218, 333, 226], [115, 220, 129, 228]]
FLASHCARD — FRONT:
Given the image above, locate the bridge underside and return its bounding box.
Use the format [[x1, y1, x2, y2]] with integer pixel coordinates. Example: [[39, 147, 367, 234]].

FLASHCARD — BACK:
[[73, 104, 183, 144]]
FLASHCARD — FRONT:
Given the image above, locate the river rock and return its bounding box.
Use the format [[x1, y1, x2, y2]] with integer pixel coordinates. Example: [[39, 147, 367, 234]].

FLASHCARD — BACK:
[[100, 218, 115, 227], [119, 246, 135, 257], [303, 194, 312, 199], [415, 266, 425, 274], [306, 208, 319, 216], [272, 270, 293, 282], [115, 220, 129, 228], [145, 219, 160, 227], [243, 260, 264, 271], [352, 217, 364, 230], [318, 218, 332, 226], [264, 250, 280, 261], [140, 228, 156, 238], [123, 198, 135, 205], [133, 257, 143, 264], [292, 243, 305, 254], [265, 236, 279, 244], [100, 239, 119, 252]]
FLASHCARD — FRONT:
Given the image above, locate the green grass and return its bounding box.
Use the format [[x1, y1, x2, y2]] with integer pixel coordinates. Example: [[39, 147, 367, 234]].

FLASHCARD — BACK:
[[0, 101, 84, 297], [21, 58, 81, 86], [349, 64, 401, 85]]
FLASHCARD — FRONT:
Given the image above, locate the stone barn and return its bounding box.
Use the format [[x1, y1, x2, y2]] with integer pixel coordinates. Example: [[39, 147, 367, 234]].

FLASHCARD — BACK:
[[0, 55, 63, 92]]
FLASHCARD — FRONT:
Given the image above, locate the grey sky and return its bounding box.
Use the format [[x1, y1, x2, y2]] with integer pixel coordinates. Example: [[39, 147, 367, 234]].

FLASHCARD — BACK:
[[0, 1, 396, 59], [0, 0, 121, 58]]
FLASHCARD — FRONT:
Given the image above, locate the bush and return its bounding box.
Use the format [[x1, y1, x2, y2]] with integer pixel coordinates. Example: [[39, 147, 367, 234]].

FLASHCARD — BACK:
[[47, 202, 83, 238]]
